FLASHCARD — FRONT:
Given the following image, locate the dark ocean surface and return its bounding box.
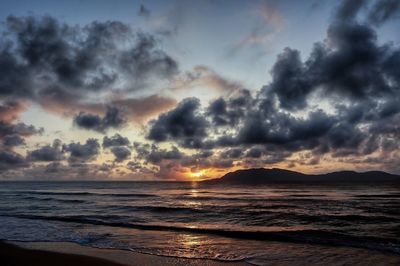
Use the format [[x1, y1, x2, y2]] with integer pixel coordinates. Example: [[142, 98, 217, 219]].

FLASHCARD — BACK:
[[0, 181, 399, 265]]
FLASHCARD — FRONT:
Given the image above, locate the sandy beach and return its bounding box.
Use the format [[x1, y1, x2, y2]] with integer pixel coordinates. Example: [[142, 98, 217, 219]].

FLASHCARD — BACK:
[[1, 241, 249, 266], [3, 240, 400, 266]]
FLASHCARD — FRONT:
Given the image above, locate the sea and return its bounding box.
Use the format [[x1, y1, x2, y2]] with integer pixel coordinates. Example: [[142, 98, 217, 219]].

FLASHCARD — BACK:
[[0, 181, 399, 265]]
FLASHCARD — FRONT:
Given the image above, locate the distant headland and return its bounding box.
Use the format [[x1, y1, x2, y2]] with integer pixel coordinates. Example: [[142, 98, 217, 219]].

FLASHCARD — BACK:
[[204, 168, 400, 184]]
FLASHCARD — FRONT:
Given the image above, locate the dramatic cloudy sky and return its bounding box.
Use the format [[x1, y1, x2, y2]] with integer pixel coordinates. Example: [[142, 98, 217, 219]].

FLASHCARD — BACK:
[[0, 0, 400, 180]]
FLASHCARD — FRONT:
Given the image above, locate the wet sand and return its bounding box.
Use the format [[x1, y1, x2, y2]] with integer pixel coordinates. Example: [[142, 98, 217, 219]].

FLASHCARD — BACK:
[[3, 240, 400, 266], [0, 241, 125, 266], [1, 241, 249, 266]]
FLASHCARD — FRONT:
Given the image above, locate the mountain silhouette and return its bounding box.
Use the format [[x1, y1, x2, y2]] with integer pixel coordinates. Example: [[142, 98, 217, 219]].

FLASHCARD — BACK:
[[204, 168, 400, 184]]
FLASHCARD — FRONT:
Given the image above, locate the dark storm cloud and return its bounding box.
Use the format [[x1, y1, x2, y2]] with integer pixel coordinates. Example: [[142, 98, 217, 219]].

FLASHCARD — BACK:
[[110, 146, 131, 162], [27, 139, 64, 162], [245, 147, 263, 158], [2, 16, 121, 97], [206, 90, 252, 127], [0, 121, 43, 139], [147, 98, 208, 148], [73, 106, 127, 133], [264, 21, 395, 110], [119, 33, 178, 80], [236, 109, 335, 147], [0, 121, 43, 137], [102, 134, 130, 148], [263, 0, 400, 114], [382, 50, 400, 87], [134, 143, 183, 164], [63, 138, 100, 162], [0, 150, 27, 170], [28, 146, 63, 162], [368, 0, 400, 26], [220, 148, 243, 159], [0, 43, 32, 98], [207, 98, 232, 126], [0, 15, 179, 114], [265, 48, 311, 110], [195, 150, 213, 158], [148, 91, 337, 156], [102, 134, 131, 162], [327, 123, 365, 151], [3, 134, 25, 147]]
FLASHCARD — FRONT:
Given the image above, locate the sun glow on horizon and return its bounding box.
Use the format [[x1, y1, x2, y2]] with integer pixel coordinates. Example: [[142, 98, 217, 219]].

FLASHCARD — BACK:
[[190, 171, 204, 179]]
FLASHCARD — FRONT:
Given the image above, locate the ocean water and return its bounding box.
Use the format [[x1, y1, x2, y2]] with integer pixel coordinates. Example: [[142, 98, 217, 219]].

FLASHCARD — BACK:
[[0, 181, 400, 265]]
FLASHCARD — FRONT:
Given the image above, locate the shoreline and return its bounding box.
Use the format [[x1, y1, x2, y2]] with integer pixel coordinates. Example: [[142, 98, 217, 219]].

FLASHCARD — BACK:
[[3, 239, 400, 266], [4, 239, 400, 266], [1, 241, 249, 266]]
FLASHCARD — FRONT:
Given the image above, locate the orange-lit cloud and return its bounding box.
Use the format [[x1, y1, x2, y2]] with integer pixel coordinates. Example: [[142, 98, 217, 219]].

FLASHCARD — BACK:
[[39, 94, 177, 123]]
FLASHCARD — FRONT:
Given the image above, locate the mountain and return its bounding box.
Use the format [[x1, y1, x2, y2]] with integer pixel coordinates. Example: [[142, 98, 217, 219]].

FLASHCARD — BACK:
[[204, 168, 400, 184]]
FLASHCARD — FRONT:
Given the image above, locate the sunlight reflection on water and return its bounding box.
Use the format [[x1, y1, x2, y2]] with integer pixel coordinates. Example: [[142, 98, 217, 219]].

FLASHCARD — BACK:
[[0, 182, 400, 264]]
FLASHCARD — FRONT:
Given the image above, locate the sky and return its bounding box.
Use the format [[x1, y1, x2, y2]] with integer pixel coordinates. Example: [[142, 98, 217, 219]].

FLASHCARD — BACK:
[[0, 0, 400, 180]]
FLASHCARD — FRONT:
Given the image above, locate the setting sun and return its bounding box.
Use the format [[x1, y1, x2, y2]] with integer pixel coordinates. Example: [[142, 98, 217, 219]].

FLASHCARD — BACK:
[[190, 171, 204, 179]]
